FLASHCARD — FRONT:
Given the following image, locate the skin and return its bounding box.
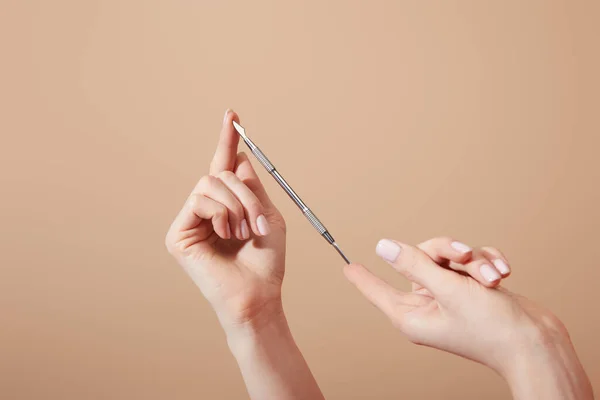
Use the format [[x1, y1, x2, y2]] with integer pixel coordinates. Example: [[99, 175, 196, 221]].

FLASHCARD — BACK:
[[165, 110, 594, 400], [166, 110, 322, 400], [345, 239, 595, 400]]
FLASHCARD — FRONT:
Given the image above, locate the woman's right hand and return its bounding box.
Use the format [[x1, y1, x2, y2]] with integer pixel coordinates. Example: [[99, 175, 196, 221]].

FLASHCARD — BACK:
[[344, 237, 594, 400]]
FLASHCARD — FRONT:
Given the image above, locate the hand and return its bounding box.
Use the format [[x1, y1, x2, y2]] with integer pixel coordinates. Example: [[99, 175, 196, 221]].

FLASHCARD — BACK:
[[165, 110, 286, 331], [344, 237, 594, 399], [165, 111, 324, 400]]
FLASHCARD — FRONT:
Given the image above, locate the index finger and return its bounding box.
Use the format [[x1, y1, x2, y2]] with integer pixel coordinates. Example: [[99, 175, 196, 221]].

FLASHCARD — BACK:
[[209, 109, 241, 175]]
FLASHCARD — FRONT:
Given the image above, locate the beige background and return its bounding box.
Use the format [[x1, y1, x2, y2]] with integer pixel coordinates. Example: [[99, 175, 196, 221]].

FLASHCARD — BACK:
[[1, 1, 599, 399]]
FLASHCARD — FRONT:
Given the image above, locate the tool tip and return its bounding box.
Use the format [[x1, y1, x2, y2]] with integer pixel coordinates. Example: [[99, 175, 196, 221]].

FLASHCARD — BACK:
[[332, 242, 351, 264], [232, 120, 247, 139]]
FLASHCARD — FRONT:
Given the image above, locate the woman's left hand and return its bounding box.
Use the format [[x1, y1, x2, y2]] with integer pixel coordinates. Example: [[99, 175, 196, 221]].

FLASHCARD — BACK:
[[344, 237, 594, 399]]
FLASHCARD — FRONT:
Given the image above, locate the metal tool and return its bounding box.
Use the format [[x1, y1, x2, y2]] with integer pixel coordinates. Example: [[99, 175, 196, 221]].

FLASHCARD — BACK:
[[232, 120, 350, 264]]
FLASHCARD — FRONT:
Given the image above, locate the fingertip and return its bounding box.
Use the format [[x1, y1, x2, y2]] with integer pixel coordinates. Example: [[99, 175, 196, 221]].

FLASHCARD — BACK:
[[375, 239, 403, 263], [481, 247, 511, 276], [216, 223, 230, 240], [450, 241, 473, 255], [212, 109, 241, 175], [479, 263, 502, 286], [343, 262, 359, 274], [343, 263, 366, 282], [236, 151, 249, 164], [492, 259, 511, 277], [240, 219, 250, 240], [256, 214, 270, 236], [477, 274, 501, 288], [453, 249, 473, 263], [223, 108, 232, 126]]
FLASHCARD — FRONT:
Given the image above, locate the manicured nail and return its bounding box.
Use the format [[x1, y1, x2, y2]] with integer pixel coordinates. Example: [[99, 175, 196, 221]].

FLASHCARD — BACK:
[[225, 223, 232, 239], [223, 109, 231, 125], [256, 215, 270, 236], [480, 264, 501, 282], [376, 239, 401, 262], [451, 241, 472, 253], [493, 259, 510, 275], [240, 219, 250, 240]]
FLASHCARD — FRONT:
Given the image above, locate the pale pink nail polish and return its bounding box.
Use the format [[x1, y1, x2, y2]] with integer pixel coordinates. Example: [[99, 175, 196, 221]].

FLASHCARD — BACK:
[[223, 109, 231, 125], [256, 215, 270, 236], [480, 264, 501, 282], [451, 241, 472, 253], [225, 224, 232, 239], [493, 259, 510, 275], [376, 239, 401, 262], [240, 219, 250, 240]]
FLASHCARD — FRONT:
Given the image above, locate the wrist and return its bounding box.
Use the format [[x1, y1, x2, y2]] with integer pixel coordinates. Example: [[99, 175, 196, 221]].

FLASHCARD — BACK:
[[499, 322, 593, 400], [220, 299, 290, 352]]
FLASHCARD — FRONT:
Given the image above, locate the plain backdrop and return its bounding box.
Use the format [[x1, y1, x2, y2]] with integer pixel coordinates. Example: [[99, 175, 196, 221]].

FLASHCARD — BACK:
[[1, 1, 599, 399]]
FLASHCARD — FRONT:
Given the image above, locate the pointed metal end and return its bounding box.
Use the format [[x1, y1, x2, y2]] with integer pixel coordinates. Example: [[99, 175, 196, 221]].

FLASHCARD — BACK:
[[332, 242, 351, 264], [232, 120, 247, 139]]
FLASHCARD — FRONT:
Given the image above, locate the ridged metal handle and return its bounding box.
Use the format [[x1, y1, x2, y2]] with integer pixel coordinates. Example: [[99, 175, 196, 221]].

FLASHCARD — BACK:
[[251, 147, 275, 172], [303, 208, 327, 235]]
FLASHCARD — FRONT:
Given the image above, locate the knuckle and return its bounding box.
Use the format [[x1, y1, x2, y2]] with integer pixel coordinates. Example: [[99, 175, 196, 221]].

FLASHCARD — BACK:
[[470, 258, 486, 268], [246, 199, 264, 216], [197, 175, 215, 190], [482, 246, 503, 257], [216, 204, 228, 218], [436, 236, 454, 244], [542, 312, 568, 335], [218, 170, 236, 181], [230, 203, 244, 218], [274, 213, 287, 233], [398, 245, 420, 272], [164, 232, 177, 254], [187, 194, 200, 209]]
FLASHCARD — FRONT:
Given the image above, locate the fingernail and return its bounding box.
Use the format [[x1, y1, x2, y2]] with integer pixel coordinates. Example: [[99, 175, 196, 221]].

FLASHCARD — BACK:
[[240, 219, 250, 240], [480, 264, 501, 282], [223, 109, 231, 125], [256, 215, 270, 236], [493, 259, 510, 275], [225, 224, 232, 239], [376, 239, 401, 262], [451, 241, 472, 253]]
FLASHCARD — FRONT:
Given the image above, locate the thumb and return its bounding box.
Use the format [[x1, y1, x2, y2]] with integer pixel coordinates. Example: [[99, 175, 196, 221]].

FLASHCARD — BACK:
[[375, 239, 462, 300]]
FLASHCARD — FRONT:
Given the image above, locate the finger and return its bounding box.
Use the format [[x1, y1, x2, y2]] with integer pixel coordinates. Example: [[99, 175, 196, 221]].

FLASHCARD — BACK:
[[234, 152, 277, 212], [376, 239, 462, 299], [418, 237, 502, 287], [195, 175, 246, 240], [217, 170, 269, 237], [449, 255, 503, 287], [167, 193, 230, 243], [209, 109, 240, 175], [414, 237, 472, 292], [480, 246, 511, 277], [417, 237, 474, 267], [343, 263, 415, 319]]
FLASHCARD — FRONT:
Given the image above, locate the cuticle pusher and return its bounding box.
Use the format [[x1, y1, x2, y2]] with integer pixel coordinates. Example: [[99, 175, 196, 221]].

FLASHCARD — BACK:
[[232, 120, 350, 264]]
